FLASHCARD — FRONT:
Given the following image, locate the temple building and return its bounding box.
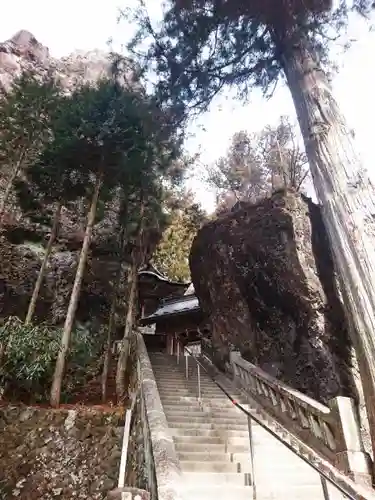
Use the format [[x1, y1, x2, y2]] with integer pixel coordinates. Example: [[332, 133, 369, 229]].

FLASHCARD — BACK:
[[138, 265, 210, 353]]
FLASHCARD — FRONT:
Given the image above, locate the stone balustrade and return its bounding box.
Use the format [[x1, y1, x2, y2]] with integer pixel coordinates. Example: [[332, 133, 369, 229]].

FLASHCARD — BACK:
[[229, 351, 372, 484]]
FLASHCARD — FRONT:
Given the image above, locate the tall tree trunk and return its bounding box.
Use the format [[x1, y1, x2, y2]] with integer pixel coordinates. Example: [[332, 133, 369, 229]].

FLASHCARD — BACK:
[[0, 156, 24, 221], [25, 203, 62, 325], [116, 198, 145, 402], [0, 342, 6, 370], [281, 39, 375, 464], [115, 259, 138, 403], [50, 176, 102, 407], [101, 225, 126, 402]]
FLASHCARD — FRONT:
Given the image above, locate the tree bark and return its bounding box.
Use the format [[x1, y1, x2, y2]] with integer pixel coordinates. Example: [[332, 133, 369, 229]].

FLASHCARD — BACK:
[[101, 225, 127, 402], [50, 176, 102, 407], [115, 259, 138, 403], [115, 197, 145, 402], [281, 39, 375, 466], [25, 203, 62, 325], [0, 342, 6, 369], [0, 156, 24, 221]]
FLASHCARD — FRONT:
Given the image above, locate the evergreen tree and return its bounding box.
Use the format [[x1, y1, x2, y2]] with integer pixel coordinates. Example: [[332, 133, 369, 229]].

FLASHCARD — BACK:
[[15, 93, 90, 325], [0, 70, 62, 220], [127, 0, 375, 456], [114, 173, 176, 401], [40, 78, 162, 407], [101, 192, 129, 402]]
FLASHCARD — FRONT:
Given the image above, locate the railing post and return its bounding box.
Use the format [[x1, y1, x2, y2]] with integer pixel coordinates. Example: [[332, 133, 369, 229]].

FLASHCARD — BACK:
[[197, 363, 201, 401], [229, 350, 241, 379], [328, 396, 373, 486], [185, 350, 189, 379], [118, 395, 137, 489], [320, 476, 331, 500], [247, 416, 257, 500], [177, 340, 180, 365]]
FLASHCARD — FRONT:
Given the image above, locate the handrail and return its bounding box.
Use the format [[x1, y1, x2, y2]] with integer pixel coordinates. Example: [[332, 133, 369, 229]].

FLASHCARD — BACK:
[[118, 392, 138, 489], [229, 351, 372, 481], [137, 334, 184, 500], [179, 341, 375, 500]]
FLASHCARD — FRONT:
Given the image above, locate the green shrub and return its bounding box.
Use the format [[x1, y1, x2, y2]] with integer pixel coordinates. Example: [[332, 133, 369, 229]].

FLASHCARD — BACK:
[[0, 316, 104, 403]]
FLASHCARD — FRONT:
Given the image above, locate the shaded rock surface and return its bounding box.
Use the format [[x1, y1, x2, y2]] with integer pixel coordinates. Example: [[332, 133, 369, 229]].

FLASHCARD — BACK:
[[190, 190, 355, 403], [0, 406, 124, 499], [0, 214, 160, 324]]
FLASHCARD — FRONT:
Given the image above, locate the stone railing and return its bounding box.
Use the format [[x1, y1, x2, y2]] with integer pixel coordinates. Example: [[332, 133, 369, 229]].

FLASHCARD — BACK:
[[229, 351, 372, 484], [127, 333, 184, 500]]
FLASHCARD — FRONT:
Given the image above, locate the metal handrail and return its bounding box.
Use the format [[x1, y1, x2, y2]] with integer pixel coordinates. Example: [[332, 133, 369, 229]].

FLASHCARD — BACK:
[[178, 341, 375, 500]]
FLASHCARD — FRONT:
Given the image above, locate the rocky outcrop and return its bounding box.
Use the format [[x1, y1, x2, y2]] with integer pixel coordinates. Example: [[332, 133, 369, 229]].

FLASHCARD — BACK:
[[0, 30, 135, 92], [190, 189, 355, 403], [0, 211, 161, 324]]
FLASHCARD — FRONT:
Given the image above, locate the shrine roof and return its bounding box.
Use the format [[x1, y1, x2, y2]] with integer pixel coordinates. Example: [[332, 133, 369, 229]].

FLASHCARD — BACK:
[[140, 294, 200, 324]]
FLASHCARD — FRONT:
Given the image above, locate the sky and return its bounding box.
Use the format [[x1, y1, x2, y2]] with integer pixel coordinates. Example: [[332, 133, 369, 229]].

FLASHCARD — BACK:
[[1, 1, 374, 211]]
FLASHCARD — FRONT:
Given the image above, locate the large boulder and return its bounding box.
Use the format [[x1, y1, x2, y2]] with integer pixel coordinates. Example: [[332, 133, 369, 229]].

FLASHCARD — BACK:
[[190, 189, 355, 403]]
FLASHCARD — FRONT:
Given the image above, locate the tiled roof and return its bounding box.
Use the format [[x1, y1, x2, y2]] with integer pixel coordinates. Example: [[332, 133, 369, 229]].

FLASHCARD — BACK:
[[141, 295, 200, 323]]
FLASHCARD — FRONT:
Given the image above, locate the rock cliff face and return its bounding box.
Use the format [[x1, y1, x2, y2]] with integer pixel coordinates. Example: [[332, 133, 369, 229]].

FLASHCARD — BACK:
[[0, 30, 134, 92], [190, 190, 355, 403]]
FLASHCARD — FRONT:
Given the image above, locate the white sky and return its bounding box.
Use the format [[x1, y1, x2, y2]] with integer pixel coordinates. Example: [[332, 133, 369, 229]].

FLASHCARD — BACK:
[[1, 1, 374, 212]]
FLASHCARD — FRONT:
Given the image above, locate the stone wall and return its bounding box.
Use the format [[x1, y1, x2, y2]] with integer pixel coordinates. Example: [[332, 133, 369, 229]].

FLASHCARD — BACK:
[[0, 406, 124, 499]]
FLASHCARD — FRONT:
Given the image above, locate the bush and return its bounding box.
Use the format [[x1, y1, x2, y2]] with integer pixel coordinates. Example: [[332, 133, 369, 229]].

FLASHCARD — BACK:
[[0, 316, 104, 403]]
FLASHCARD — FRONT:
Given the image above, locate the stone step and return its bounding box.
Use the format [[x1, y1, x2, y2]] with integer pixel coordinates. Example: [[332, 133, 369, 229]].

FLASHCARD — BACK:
[[182, 484, 253, 500], [165, 410, 246, 423], [165, 415, 249, 427], [162, 404, 244, 416], [159, 394, 243, 404], [153, 369, 211, 376], [158, 397, 207, 406], [158, 385, 226, 395], [182, 475, 340, 499], [180, 460, 251, 473], [253, 484, 345, 500], [178, 450, 252, 464], [150, 355, 342, 500], [174, 441, 251, 454], [182, 472, 252, 486], [157, 377, 215, 383], [176, 445, 316, 472], [152, 367, 211, 375], [156, 382, 224, 390], [152, 373, 216, 382], [168, 420, 248, 431], [159, 392, 235, 401], [173, 435, 226, 446], [159, 391, 228, 399], [155, 371, 212, 377], [170, 427, 249, 438]]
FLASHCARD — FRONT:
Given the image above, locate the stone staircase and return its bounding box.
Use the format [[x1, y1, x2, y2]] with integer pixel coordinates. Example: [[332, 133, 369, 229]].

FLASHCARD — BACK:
[[149, 352, 346, 500]]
